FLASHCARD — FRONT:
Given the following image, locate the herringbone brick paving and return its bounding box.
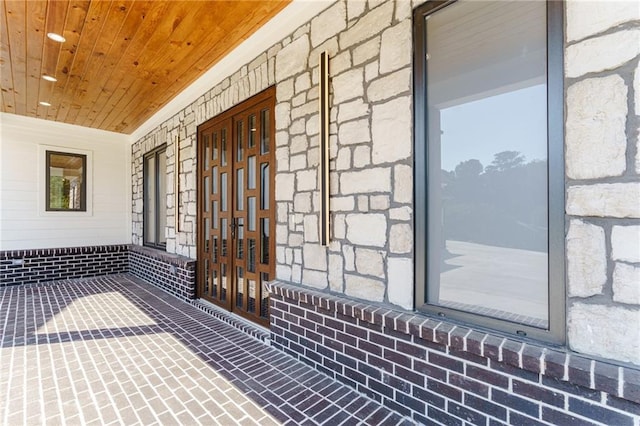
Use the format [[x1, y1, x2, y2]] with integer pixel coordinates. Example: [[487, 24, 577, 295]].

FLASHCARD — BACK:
[[0, 274, 411, 425]]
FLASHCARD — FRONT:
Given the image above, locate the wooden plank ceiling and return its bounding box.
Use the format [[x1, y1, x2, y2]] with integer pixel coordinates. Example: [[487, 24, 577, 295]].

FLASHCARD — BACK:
[[1, 0, 290, 134]]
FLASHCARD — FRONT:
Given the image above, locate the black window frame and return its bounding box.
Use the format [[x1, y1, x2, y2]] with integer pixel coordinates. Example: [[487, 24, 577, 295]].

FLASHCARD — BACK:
[[143, 145, 167, 250], [45, 150, 87, 212], [413, 0, 565, 344]]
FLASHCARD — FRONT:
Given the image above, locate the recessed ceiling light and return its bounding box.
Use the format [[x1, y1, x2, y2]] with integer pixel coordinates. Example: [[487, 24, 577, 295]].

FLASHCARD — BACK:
[[47, 32, 66, 43], [39, 101, 52, 107], [42, 75, 57, 82]]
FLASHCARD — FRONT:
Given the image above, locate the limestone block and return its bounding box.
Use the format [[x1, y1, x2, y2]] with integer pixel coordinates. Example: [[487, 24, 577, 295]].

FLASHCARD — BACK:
[[346, 213, 387, 247], [329, 253, 345, 293], [353, 145, 371, 168], [345, 274, 385, 302], [302, 269, 328, 289], [289, 233, 304, 247], [566, 30, 640, 78], [394, 165, 413, 204], [358, 195, 369, 212], [343, 244, 355, 271], [328, 50, 352, 77], [566, 75, 627, 179], [340, 1, 393, 49], [370, 195, 389, 210], [567, 183, 640, 218], [306, 114, 319, 136], [356, 248, 385, 278], [290, 135, 308, 154], [332, 69, 364, 104], [304, 215, 319, 243], [612, 225, 640, 263], [395, 0, 412, 21], [276, 147, 290, 173], [336, 147, 352, 170], [275, 102, 291, 131], [379, 20, 412, 74], [613, 263, 640, 305], [290, 119, 306, 137], [365, 61, 379, 82], [292, 264, 302, 283], [332, 196, 355, 211], [635, 61, 640, 120], [276, 35, 310, 82], [292, 93, 307, 108], [347, 0, 366, 21], [339, 119, 371, 145], [372, 96, 412, 164], [568, 302, 640, 364], [338, 98, 370, 122], [295, 72, 311, 94], [277, 78, 294, 102], [340, 167, 391, 194], [303, 243, 327, 271], [276, 224, 288, 244], [290, 154, 307, 171], [275, 173, 295, 201], [567, 220, 607, 297], [277, 264, 292, 281], [277, 202, 289, 223], [297, 169, 317, 192], [390, 223, 413, 254], [353, 37, 381, 66], [291, 102, 317, 120], [294, 192, 312, 213], [311, 1, 346, 47], [390, 206, 412, 221], [566, 1, 640, 42], [368, 69, 411, 102], [334, 213, 346, 239], [388, 257, 413, 309]]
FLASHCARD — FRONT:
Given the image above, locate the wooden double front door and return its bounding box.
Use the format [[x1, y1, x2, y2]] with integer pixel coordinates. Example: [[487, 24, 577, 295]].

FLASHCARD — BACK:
[[197, 88, 275, 327]]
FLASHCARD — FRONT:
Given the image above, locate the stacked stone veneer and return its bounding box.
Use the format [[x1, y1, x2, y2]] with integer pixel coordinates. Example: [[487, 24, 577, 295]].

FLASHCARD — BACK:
[[0, 245, 128, 286], [563, 2, 640, 365], [270, 282, 640, 425], [128, 0, 640, 423]]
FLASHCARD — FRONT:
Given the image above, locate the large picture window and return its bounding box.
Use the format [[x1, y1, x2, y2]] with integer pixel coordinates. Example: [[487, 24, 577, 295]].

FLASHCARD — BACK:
[[46, 151, 87, 212], [413, 0, 564, 343], [144, 146, 167, 249]]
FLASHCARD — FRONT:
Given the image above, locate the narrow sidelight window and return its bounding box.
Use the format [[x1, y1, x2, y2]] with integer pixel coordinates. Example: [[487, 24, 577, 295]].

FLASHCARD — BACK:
[[414, 1, 564, 343], [144, 145, 167, 249], [46, 151, 86, 211]]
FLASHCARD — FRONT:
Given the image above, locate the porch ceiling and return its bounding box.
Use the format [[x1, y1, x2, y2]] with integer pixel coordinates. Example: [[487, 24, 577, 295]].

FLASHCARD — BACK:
[[0, 0, 290, 135]]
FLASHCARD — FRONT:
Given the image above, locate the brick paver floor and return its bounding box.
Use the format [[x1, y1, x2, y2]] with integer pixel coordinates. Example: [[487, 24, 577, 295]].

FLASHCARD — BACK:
[[0, 274, 411, 425]]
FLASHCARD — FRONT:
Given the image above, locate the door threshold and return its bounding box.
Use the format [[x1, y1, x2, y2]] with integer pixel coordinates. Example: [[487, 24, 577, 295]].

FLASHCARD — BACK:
[[188, 298, 271, 343]]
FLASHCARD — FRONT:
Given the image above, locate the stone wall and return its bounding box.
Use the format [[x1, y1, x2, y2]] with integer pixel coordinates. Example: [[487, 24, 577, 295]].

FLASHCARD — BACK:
[[563, 1, 640, 365], [130, 0, 640, 370]]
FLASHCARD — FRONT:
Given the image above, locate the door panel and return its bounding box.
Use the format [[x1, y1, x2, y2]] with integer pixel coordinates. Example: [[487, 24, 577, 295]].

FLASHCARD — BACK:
[[197, 87, 275, 326]]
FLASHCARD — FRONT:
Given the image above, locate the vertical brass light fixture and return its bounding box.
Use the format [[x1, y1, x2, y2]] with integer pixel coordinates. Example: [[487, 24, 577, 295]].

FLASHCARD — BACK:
[[318, 51, 330, 246], [175, 132, 181, 233]]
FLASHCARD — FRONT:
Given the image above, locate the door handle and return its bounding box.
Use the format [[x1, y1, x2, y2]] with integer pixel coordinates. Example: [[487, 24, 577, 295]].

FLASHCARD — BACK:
[[230, 217, 243, 238]]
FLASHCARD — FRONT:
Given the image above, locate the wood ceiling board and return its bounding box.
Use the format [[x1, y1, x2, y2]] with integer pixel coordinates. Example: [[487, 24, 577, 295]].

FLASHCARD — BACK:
[[112, 0, 289, 134], [1, 0, 292, 134], [98, 1, 214, 132], [0, 0, 16, 113], [4, 1, 27, 115], [79, 0, 154, 128], [25, 1, 47, 117], [72, 1, 134, 127]]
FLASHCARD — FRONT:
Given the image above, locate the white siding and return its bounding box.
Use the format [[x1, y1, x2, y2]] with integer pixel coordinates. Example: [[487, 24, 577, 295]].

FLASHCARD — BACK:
[[0, 113, 131, 250]]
